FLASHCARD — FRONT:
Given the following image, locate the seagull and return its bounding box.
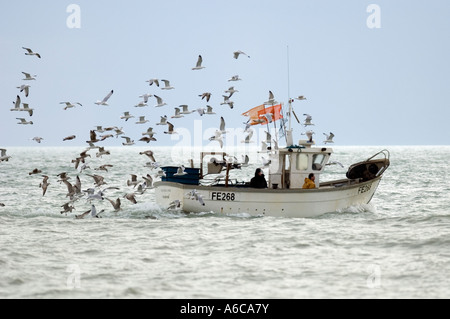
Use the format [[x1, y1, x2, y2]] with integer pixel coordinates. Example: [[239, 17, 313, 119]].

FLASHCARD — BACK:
[[303, 114, 314, 127], [196, 108, 206, 116], [106, 198, 121, 212], [60, 102, 82, 110], [22, 72, 37, 81], [0, 203, 5, 207], [296, 96, 307, 101], [135, 101, 148, 107], [154, 95, 167, 107], [177, 105, 193, 115], [127, 175, 139, 188], [62, 135, 76, 142], [120, 112, 134, 122], [261, 141, 269, 151], [264, 91, 278, 105], [136, 116, 149, 124], [156, 170, 166, 178], [168, 200, 181, 210], [22, 47, 41, 58], [164, 122, 177, 135], [122, 136, 135, 146], [233, 50, 250, 59], [145, 161, 161, 170], [85, 142, 99, 151], [323, 132, 335, 144], [100, 134, 114, 141], [326, 161, 344, 168], [161, 79, 175, 90], [79, 163, 91, 173], [156, 115, 168, 126], [174, 166, 188, 176], [142, 174, 154, 189], [139, 93, 153, 103], [17, 118, 33, 125], [192, 55, 205, 70], [29, 168, 42, 176], [219, 117, 227, 134], [142, 127, 157, 137], [94, 126, 105, 133], [124, 193, 137, 204], [95, 90, 114, 106], [171, 108, 184, 119], [96, 147, 111, 158], [242, 130, 254, 144], [94, 164, 113, 172], [206, 106, 216, 115], [302, 130, 315, 143], [17, 85, 31, 97], [186, 190, 205, 206], [11, 96, 21, 111], [57, 172, 71, 183], [81, 205, 105, 219], [199, 92, 212, 102], [225, 87, 239, 97], [220, 95, 234, 109], [20, 103, 34, 116], [39, 176, 50, 196], [146, 79, 160, 87], [228, 75, 242, 82], [114, 127, 125, 138], [135, 182, 148, 195], [140, 136, 157, 143], [272, 139, 279, 151], [262, 157, 271, 167], [0, 149, 12, 162], [209, 131, 224, 148], [86, 174, 107, 187], [140, 150, 156, 162], [86, 130, 100, 144], [32, 137, 44, 144], [61, 203, 75, 215]]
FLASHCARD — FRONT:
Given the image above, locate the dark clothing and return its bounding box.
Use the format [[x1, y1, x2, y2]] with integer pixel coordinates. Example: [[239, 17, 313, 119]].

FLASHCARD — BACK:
[[250, 174, 268, 189]]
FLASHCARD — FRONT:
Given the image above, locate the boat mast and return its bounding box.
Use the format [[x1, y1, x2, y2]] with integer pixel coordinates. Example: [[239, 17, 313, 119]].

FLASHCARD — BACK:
[[287, 45, 292, 132]]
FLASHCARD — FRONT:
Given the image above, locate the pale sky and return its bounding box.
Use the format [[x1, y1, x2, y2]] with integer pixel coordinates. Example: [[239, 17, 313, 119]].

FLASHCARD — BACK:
[[1, 0, 449, 147]]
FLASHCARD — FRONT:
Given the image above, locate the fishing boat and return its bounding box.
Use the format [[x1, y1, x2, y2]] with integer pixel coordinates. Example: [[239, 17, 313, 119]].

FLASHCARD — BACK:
[[154, 99, 390, 218]]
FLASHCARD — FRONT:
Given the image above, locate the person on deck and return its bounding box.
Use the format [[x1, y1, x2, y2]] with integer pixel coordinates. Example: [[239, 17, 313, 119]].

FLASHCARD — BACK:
[[250, 168, 268, 189], [302, 173, 316, 189]]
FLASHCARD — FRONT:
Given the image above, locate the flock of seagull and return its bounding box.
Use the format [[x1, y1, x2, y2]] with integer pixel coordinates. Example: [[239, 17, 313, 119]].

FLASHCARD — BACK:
[[0, 47, 336, 215]]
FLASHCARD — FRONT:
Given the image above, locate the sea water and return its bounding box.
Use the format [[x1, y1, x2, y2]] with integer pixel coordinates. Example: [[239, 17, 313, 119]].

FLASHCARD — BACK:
[[0, 146, 449, 299]]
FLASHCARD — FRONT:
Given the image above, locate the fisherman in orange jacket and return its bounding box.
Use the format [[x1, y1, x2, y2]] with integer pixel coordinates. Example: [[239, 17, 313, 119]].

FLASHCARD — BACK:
[[302, 173, 316, 189]]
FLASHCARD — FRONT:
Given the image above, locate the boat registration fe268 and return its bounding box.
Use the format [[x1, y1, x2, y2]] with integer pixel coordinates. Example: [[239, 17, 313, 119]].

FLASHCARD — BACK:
[[211, 192, 237, 201]]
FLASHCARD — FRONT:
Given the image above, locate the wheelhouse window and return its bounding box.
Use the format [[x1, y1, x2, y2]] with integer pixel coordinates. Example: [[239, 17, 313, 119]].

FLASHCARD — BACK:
[[296, 154, 309, 171], [312, 154, 326, 171]]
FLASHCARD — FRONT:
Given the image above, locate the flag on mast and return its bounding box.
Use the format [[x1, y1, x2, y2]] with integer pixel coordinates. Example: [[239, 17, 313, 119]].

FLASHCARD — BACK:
[[242, 104, 283, 126]]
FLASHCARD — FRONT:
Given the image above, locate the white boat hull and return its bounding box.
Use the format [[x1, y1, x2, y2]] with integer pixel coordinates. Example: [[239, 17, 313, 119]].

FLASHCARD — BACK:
[[154, 177, 382, 218]]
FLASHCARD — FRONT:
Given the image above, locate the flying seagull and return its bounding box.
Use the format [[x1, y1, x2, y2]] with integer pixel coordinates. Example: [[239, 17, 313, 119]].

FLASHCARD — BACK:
[[164, 122, 177, 135], [40, 176, 50, 196], [171, 108, 184, 119], [233, 50, 250, 59], [22, 72, 37, 81], [146, 79, 160, 87], [17, 118, 33, 125], [60, 102, 82, 111], [323, 132, 335, 144], [0, 149, 12, 162], [199, 92, 212, 102], [22, 47, 41, 58], [228, 75, 242, 82], [154, 95, 167, 107], [120, 112, 134, 122], [192, 55, 205, 70], [161, 80, 175, 90], [11, 95, 21, 111], [17, 85, 31, 97], [95, 90, 114, 106], [136, 116, 149, 124], [156, 115, 168, 126]]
